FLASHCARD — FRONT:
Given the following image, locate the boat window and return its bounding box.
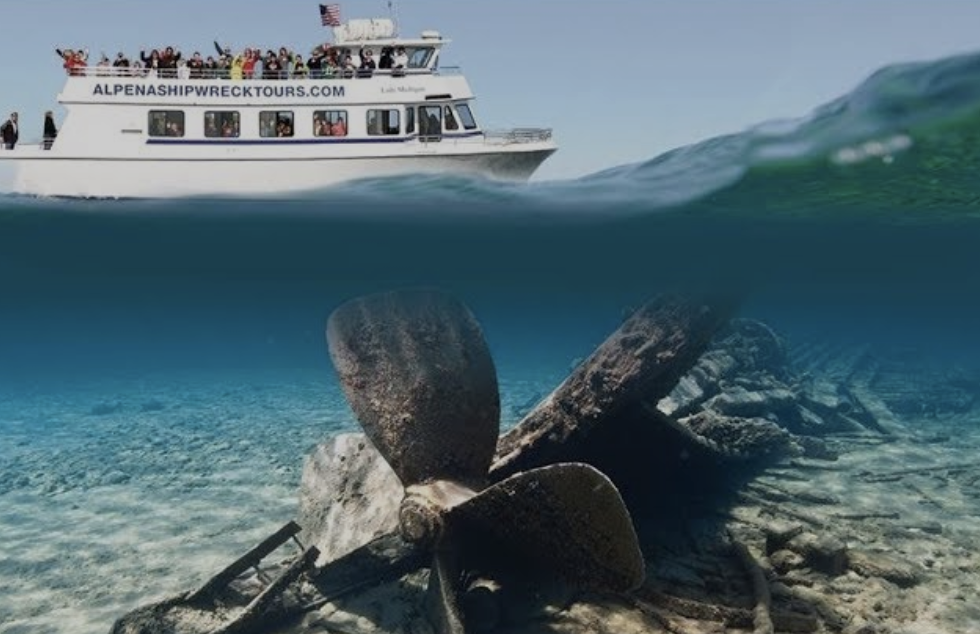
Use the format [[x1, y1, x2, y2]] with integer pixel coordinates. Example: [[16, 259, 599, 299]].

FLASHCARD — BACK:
[[148, 110, 184, 138], [407, 47, 434, 69], [405, 107, 415, 134], [419, 105, 442, 141], [260, 111, 294, 138], [444, 106, 459, 131], [205, 111, 240, 138], [313, 110, 348, 137], [367, 109, 400, 136], [456, 103, 478, 130]]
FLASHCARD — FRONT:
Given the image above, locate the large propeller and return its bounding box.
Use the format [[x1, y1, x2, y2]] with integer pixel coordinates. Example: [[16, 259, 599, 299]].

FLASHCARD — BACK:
[[326, 289, 645, 633]]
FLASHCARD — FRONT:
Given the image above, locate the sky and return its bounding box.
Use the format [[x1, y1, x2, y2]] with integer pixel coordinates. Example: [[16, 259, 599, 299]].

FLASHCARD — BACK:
[[1, 0, 979, 180]]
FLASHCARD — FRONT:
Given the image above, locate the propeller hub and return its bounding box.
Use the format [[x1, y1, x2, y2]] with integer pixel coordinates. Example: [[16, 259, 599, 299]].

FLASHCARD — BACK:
[[399, 495, 446, 546]]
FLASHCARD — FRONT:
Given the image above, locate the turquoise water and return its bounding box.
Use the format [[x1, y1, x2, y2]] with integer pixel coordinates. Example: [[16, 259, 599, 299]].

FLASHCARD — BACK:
[[2, 50, 980, 633]]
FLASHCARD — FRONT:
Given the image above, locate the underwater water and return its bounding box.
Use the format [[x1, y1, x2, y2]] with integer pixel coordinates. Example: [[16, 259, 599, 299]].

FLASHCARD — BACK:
[[2, 51, 980, 634]]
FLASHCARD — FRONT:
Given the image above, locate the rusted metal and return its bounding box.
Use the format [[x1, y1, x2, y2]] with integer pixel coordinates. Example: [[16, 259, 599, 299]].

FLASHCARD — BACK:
[[492, 294, 739, 480], [451, 462, 645, 593], [327, 289, 500, 489]]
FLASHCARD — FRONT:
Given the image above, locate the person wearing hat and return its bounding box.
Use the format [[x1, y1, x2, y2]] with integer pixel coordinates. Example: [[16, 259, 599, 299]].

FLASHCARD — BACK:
[[1, 112, 19, 150], [43, 111, 58, 150]]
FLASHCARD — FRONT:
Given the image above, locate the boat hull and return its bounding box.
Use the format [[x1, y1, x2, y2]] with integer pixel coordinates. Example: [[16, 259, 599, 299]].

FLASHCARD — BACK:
[[7, 145, 555, 198]]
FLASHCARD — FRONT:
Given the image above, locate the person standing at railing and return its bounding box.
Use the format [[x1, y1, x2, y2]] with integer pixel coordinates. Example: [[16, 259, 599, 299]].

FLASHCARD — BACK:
[[159, 47, 182, 79], [43, 111, 58, 150], [358, 49, 376, 78], [393, 47, 409, 70], [187, 52, 205, 79], [230, 55, 245, 80], [323, 51, 340, 78], [292, 54, 310, 79], [263, 52, 283, 80], [278, 47, 293, 80], [242, 49, 258, 80], [1, 112, 19, 150], [141, 49, 162, 77], [113, 52, 131, 76], [56, 48, 88, 76], [308, 50, 324, 79], [96, 55, 112, 76], [378, 47, 393, 70]]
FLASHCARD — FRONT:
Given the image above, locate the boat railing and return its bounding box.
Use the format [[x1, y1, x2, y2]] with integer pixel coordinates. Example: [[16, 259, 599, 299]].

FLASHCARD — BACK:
[[62, 66, 456, 80], [483, 128, 554, 145]]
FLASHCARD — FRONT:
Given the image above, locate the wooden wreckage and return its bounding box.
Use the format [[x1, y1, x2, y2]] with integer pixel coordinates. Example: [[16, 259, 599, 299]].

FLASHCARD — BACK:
[[112, 289, 872, 634]]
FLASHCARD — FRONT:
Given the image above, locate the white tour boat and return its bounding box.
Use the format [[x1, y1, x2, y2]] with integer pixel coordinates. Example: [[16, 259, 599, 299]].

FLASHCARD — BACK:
[[0, 18, 556, 198]]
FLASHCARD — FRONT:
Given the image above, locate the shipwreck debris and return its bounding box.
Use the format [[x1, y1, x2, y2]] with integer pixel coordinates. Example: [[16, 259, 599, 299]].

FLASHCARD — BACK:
[[112, 288, 933, 634]]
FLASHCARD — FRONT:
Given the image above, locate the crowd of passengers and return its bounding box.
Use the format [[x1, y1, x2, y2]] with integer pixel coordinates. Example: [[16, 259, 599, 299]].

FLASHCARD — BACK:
[[56, 42, 412, 79]]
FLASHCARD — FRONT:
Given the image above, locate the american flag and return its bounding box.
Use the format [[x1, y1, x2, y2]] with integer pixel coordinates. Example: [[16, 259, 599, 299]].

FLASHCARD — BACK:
[[320, 3, 341, 27]]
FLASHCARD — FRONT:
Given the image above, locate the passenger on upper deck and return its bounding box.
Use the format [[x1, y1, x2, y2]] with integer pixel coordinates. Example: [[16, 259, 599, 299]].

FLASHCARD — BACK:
[[187, 52, 205, 79], [96, 55, 112, 76], [56, 48, 87, 76], [159, 46, 182, 78], [56, 37, 423, 80], [242, 49, 258, 79], [278, 47, 293, 79], [113, 52, 131, 74], [393, 46, 409, 70], [358, 49, 376, 78], [292, 55, 309, 79], [230, 55, 245, 80], [263, 51, 283, 80], [345, 48, 361, 69], [341, 54, 356, 79], [214, 54, 231, 79], [141, 49, 162, 76]]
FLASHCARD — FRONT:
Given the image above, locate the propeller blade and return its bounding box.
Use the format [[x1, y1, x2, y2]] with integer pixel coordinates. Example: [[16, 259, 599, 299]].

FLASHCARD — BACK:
[[425, 548, 467, 634], [450, 463, 645, 593], [327, 289, 500, 488]]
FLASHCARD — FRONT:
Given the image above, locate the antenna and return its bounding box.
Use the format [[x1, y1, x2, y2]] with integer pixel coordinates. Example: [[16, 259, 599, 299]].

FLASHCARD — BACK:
[[387, 0, 399, 36]]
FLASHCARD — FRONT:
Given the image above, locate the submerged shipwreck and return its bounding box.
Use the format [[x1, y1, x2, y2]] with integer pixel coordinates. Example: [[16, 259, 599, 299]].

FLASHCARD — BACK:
[[112, 289, 976, 634]]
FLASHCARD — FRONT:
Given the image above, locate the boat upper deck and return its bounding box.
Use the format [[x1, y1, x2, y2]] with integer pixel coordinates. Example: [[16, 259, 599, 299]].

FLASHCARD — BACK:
[[57, 19, 452, 84]]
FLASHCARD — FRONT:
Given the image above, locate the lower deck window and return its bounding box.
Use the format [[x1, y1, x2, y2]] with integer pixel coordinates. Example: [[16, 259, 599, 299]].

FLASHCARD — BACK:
[[313, 110, 348, 137], [260, 111, 294, 138], [148, 110, 184, 137], [205, 111, 240, 138], [367, 109, 400, 136], [444, 106, 459, 131], [419, 105, 442, 140], [456, 103, 478, 130]]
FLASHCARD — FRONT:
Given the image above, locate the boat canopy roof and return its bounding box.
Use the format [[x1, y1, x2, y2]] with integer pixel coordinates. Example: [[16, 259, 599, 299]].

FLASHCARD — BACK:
[[332, 18, 449, 47]]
